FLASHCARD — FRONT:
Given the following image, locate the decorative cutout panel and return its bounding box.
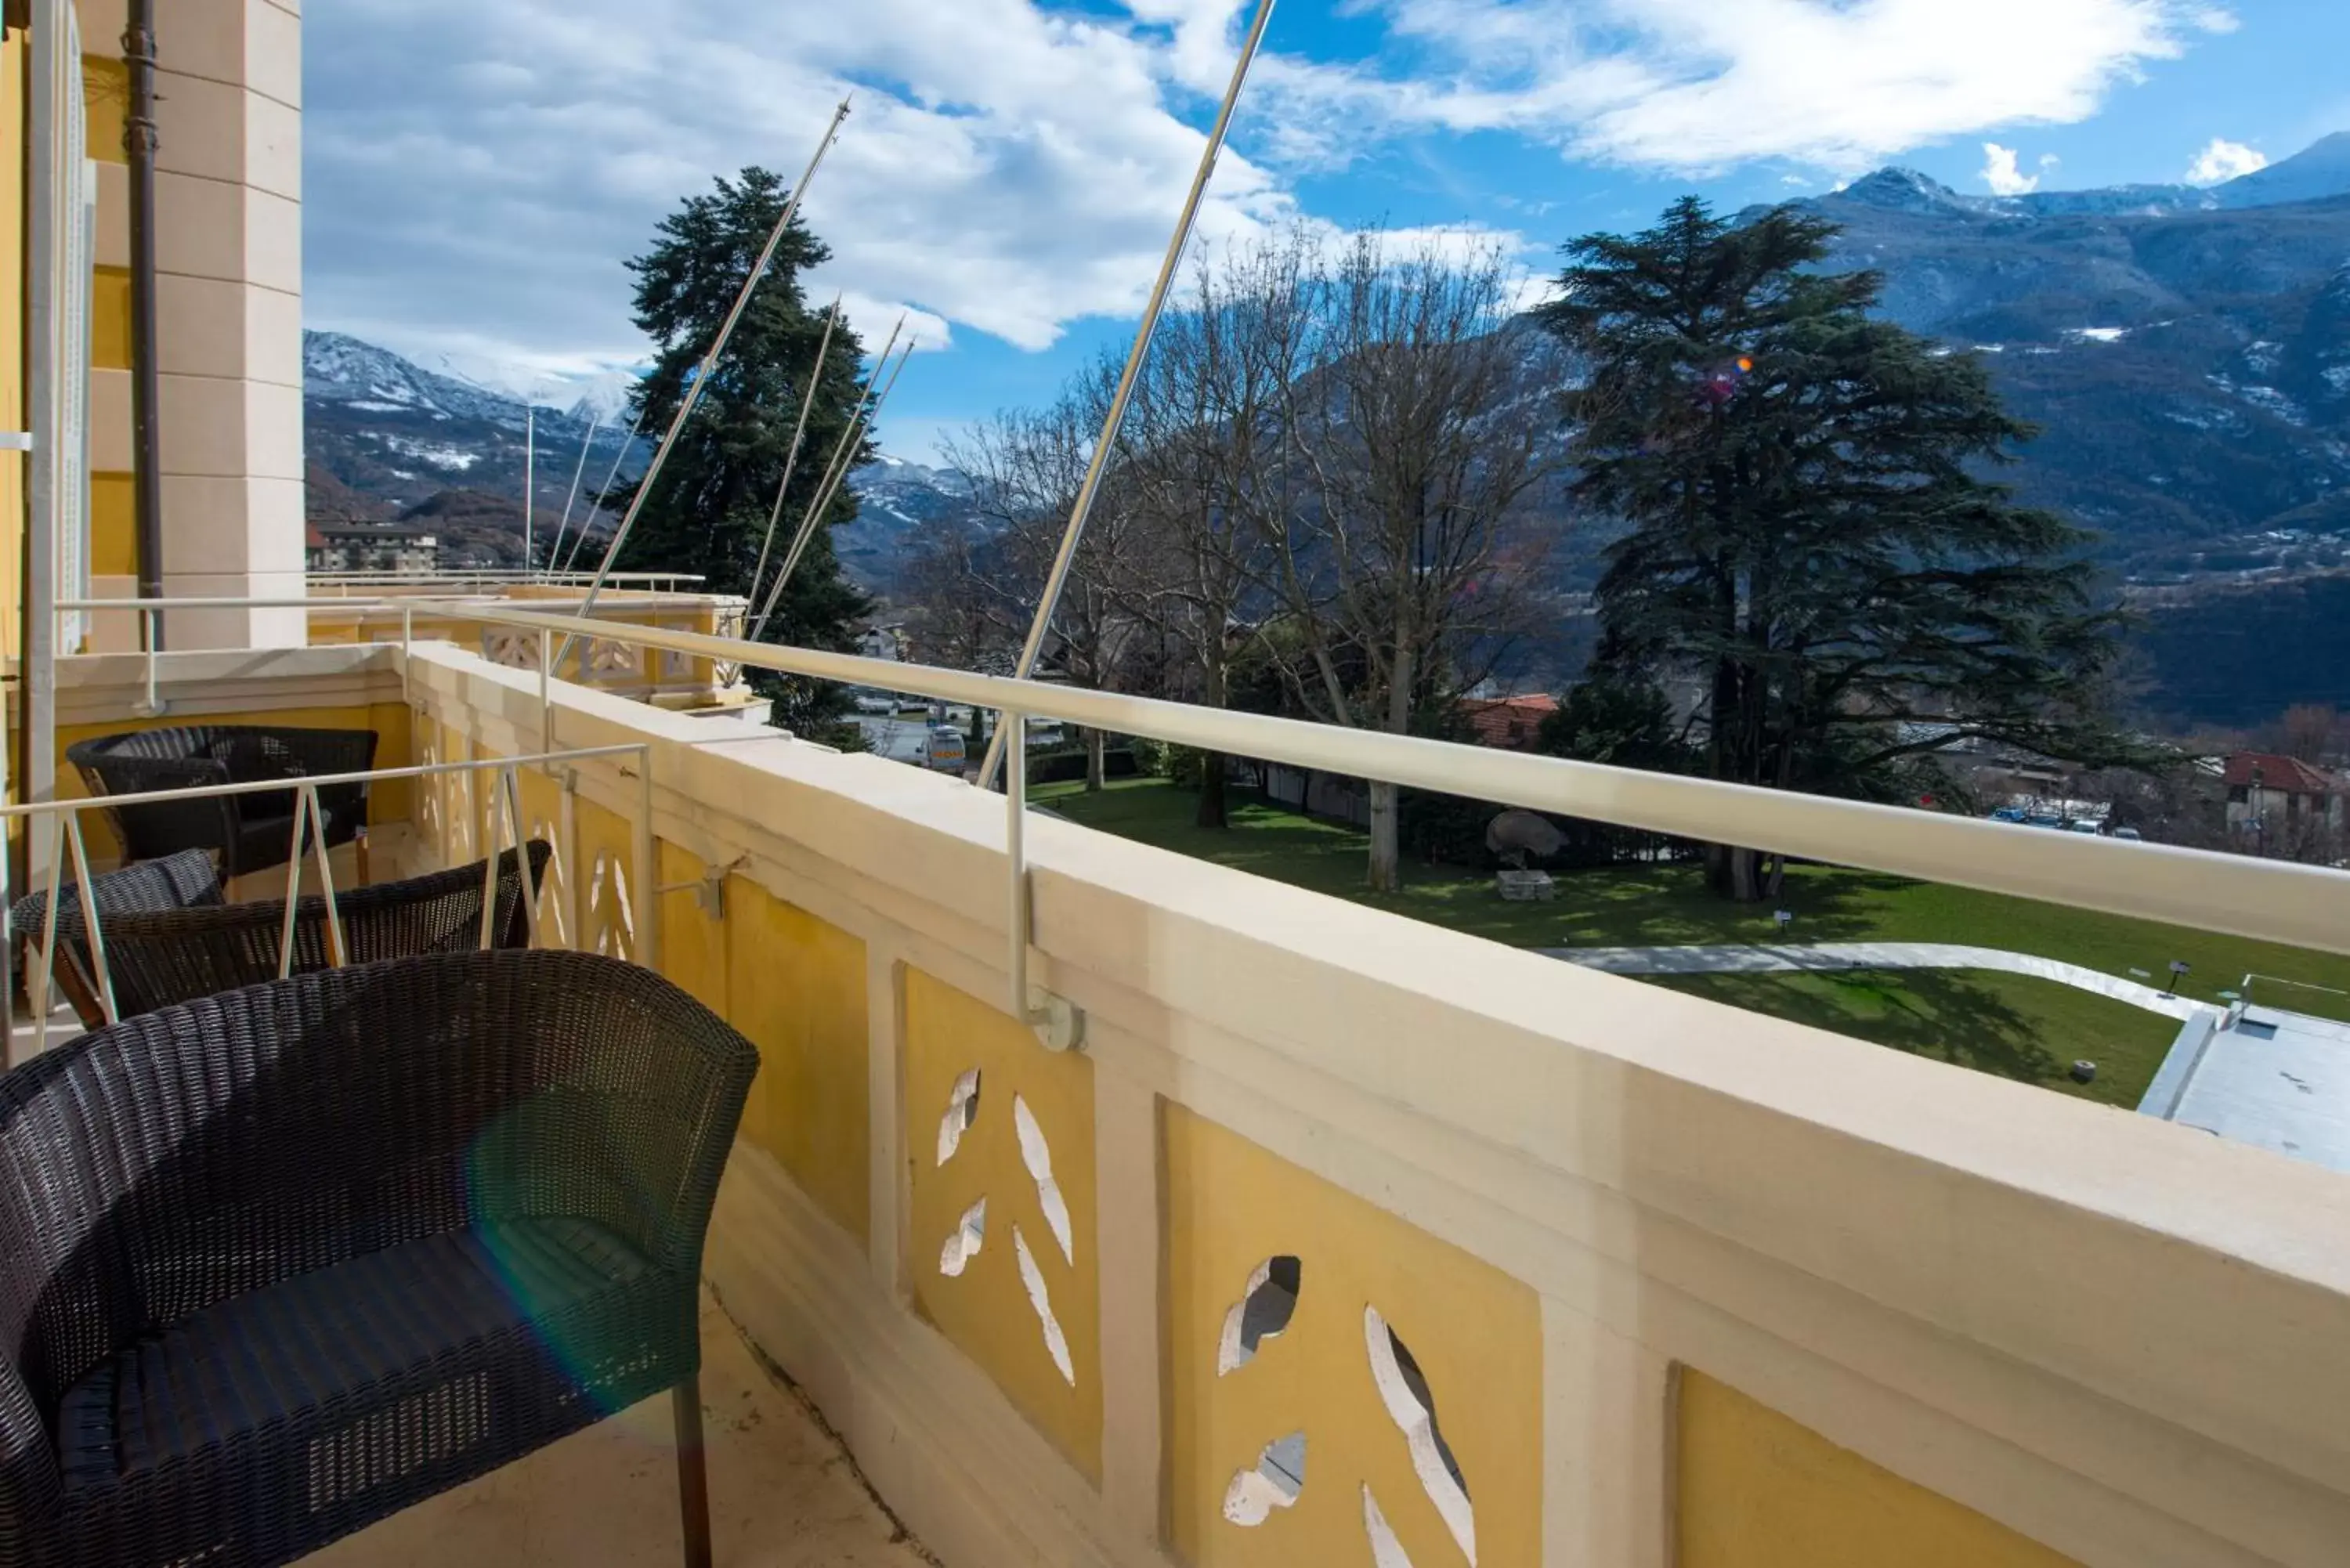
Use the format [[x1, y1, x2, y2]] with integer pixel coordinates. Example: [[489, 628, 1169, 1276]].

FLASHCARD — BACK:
[[904, 968, 1101, 1481], [481, 629, 542, 671], [1166, 1104, 1542, 1567]]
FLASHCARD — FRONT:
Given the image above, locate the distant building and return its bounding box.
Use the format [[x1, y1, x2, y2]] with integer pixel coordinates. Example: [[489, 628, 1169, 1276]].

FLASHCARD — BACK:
[[859, 623, 907, 663], [2224, 751, 2346, 838], [1459, 694, 1558, 751], [306, 522, 440, 576]]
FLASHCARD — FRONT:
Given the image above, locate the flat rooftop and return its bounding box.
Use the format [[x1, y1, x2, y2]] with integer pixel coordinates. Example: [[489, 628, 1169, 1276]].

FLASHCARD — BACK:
[[2143, 1006, 2350, 1173]]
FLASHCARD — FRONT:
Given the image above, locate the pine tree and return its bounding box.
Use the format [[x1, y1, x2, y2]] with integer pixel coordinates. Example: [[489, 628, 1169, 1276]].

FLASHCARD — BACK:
[[611, 167, 874, 736], [1541, 197, 2135, 900]]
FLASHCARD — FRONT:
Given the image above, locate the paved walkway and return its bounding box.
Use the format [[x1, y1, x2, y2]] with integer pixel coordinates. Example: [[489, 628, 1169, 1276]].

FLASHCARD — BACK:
[[311, 1291, 935, 1568], [1542, 941, 2218, 1022]]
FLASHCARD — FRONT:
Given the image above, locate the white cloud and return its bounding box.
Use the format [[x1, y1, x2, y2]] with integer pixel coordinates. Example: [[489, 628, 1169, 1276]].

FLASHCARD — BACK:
[[307, 0, 1306, 379], [1981, 143, 2039, 195], [2184, 135, 2269, 186], [1291, 0, 2224, 173], [304, 0, 2232, 399]]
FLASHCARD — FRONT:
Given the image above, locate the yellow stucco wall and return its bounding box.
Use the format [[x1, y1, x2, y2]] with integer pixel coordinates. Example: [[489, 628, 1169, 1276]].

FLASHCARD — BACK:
[[92, 264, 130, 369], [80, 54, 125, 164], [725, 876, 869, 1242], [450, 728, 873, 1241], [1677, 1371, 2085, 1568], [1164, 1102, 1544, 1568], [905, 966, 1102, 1483]]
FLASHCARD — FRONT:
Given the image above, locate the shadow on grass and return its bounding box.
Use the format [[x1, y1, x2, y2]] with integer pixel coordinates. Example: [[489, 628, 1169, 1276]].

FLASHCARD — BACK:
[[1654, 968, 2081, 1096]]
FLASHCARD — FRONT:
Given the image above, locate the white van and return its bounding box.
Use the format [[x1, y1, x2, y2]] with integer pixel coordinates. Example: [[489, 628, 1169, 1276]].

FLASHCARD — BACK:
[[924, 726, 967, 773]]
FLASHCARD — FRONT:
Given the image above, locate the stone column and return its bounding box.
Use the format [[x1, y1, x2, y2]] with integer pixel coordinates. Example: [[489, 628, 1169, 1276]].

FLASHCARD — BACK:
[[83, 0, 304, 650]]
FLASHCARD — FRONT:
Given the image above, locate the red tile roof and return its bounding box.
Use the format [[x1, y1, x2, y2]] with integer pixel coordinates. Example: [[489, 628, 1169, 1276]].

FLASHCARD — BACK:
[[2225, 752, 2344, 795], [1459, 695, 1558, 751]]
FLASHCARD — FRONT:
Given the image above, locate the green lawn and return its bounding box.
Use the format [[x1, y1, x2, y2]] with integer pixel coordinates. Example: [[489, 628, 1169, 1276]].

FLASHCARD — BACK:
[[1035, 777, 2350, 1108]]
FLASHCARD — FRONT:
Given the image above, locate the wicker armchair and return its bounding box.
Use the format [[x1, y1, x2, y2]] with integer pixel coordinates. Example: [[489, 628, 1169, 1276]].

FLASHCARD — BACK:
[[67, 725, 379, 880], [31, 841, 555, 1026], [8, 849, 222, 1026], [0, 949, 758, 1568]]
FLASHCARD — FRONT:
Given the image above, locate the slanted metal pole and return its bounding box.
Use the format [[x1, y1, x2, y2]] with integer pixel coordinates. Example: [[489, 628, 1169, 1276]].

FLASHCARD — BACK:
[[560, 403, 649, 576], [563, 99, 851, 662], [976, 0, 1277, 790], [745, 295, 842, 620], [62, 815, 115, 1024], [753, 337, 914, 643]]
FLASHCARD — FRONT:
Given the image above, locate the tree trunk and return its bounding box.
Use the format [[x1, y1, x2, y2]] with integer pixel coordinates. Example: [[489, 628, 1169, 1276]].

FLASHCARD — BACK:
[[1197, 753, 1228, 829], [1086, 728, 1107, 793], [1196, 649, 1230, 829], [1367, 779, 1401, 892]]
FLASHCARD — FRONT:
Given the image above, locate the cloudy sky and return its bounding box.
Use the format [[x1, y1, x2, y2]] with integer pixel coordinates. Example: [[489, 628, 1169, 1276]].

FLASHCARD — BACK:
[[305, 0, 2350, 460]]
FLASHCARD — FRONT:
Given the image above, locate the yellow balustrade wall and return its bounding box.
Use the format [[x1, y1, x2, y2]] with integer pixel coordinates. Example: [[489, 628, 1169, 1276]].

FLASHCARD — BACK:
[[1678, 1372, 2086, 1568], [398, 638, 2350, 1568], [905, 968, 1102, 1483], [1165, 1103, 1544, 1567], [306, 599, 747, 711]]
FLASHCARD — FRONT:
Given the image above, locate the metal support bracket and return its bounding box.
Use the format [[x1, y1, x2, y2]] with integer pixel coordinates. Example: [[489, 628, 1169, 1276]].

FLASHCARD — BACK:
[[657, 854, 746, 920], [1026, 989, 1085, 1053]]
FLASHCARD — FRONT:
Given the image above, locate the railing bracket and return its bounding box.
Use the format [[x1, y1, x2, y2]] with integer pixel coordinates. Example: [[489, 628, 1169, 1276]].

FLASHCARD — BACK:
[[1027, 990, 1085, 1053]]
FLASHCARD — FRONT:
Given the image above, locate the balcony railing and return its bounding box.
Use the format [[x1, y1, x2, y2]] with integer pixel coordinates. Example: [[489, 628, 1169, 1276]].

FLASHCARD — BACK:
[[23, 594, 2350, 1568]]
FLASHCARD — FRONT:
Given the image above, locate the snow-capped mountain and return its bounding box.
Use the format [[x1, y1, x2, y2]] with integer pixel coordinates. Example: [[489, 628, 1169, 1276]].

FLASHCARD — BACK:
[[304, 331, 978, 583], [305, 331, 642, 525]]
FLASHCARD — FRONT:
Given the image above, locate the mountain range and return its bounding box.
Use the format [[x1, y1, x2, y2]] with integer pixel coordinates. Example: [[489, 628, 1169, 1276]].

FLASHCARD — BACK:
[[302, 131, 2350, 719], [1759, 133, 2350, 583]]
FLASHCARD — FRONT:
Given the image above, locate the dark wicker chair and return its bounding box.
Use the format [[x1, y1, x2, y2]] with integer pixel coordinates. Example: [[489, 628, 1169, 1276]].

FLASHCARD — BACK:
[[0, 948, 758, 1568], [67, 725, 379, 880], [7, 849, 222, 1027], [29, 841, 556, 1026]]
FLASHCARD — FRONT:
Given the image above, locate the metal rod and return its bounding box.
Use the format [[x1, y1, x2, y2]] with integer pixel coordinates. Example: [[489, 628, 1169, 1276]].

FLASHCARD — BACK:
[[546, 409, 602, 578], [31, 822, 67, 1059], [1006, 706, 1028, 1021], [63, 815, 115, 1026], [560, 402, 651, 576], [635, 757, 660, 971], [523, 403, 537, 573], [504, 768, 544, 949], [478, 775, 504, 952], [302, 782, 348, 968], [0, 745, 652, 819], [539, 627, 554, 759], [277, 789, 310, 979], [563, 99, 852, 658], [562, 771, 582, 952], [746, 294, 843, 620], [125, 0, 165, 633], [976, 0, 1278, 790], [139, 609, 161, 715], [755, 337, 915, 642]]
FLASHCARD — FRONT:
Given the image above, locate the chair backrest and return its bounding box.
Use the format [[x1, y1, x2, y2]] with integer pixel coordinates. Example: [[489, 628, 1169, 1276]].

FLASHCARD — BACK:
[[0, 948, 756, 1552], [66, 726, 380, 866], [88, 842, 554, 1021], [9, 851, 227, 1028]]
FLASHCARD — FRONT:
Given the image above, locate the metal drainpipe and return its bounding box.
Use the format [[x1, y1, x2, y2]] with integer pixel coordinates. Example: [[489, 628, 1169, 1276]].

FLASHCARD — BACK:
[[125, 0, 164, 647]]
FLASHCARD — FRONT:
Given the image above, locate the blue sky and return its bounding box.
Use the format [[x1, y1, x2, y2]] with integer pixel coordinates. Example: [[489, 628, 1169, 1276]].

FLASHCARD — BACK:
[[305, 1, 2350, 461]]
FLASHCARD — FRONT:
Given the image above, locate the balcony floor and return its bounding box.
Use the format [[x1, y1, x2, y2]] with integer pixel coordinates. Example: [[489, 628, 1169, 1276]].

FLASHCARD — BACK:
[[309, 1292, 936, 1568]]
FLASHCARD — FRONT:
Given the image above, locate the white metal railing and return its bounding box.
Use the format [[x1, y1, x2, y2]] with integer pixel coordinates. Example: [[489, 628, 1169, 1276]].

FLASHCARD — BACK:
[[49, 597, 2350, 1050], [306, 570, 706, 592], [2, 743, 654, 1062]]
